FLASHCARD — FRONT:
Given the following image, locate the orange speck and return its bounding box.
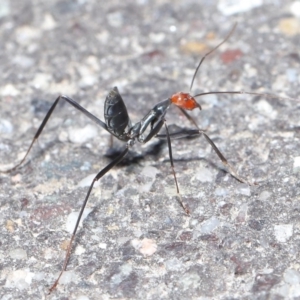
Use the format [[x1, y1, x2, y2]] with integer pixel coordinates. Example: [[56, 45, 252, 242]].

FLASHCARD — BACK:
[[221, 49, 243, 64], [171, 92, 200, 110]]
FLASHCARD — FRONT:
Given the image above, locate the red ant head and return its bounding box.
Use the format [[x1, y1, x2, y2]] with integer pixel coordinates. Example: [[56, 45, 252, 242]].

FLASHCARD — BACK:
[[170, 92, 201, 110]]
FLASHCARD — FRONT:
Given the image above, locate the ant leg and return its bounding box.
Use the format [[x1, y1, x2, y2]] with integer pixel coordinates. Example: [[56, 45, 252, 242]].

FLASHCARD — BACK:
[[157, 128, 253, 185], [201, 132, 253, 185], [163, 121, 189, 214], [48, 145, 129, 294], [1, 95, 108, 173]]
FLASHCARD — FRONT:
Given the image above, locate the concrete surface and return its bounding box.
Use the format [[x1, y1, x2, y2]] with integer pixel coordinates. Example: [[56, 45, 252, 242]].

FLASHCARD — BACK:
[[0, 0, 300, 299]]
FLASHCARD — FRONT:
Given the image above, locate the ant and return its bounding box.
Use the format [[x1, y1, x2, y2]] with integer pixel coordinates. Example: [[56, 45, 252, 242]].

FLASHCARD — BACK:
[[1, 24, 296, 293]]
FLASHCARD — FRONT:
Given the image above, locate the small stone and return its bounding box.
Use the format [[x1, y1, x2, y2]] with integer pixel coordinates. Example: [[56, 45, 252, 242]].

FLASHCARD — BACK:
[[194, 167, 214, 183], [66, 208, 93, 234], [283, 269, 300, 285], [15, 25, 41, 45], [131, 238, 157, 256], [9, 248, 27, 260], [140, 166, 159, 192], [1, 84, 20, 96], [278, 18, 300, 36], [5, 269, 34, 290], [41, 13, 57, 31], [293, 156, 300, 173], [255, 99, 277, 119], [13, 55, 35, 68], [31, 73, 52, 90], [57, 270, 77, 285], [214, 187, 229, 197], [236, 184, 251, 196], [107, 11, 123, 27], [218, 0, 263, 16], [258, 191, 271, 201], [166, 258, 183, 271], [77, 174, 100, 188], [0, 0, 10, 19], [290, 1, 300, 17], [181, 42, 208, 55], [68, 124, 98, 144], [274, 224, 293, 243], [76, 296, 90, 300], [196, 216, 220, 235], [0, 119, 13, 134]]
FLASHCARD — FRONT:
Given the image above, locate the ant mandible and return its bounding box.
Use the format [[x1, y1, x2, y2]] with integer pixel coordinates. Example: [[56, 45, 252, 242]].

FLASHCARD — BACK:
[[1, 24, 294, 293]]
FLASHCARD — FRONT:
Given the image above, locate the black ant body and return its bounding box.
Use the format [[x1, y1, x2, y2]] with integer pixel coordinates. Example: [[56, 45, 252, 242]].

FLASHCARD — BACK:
[[1, 24, 295, 293]]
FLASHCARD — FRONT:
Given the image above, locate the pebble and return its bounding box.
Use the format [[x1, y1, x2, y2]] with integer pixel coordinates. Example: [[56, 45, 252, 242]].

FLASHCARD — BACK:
[[286, 68, 298, 83], [12, 55, 35, 69], [0, 0, 10, 19], [56, 270, 77, 285], [66, 208, 93, 234], [77, 174, 100, 188], [140, 166, 159, 192], [15, 25, 41, 45], [196, 216, 220, 235], [254, 99, 278, 119], [106, 11, 124, 27], [68, 124, 98, 144], [214, 187, 229, 197], [1, 84, 20, 96], [278, 18, 300, 36], [165, 258, 183, 271], [9, 248, 27, 260], [41, 13, 57, 31], [131, 238, 157, 256], [31, 72, 52, 90], [293, 156, 300, 173], [194, 167, 214, 183], [290, 1, 300, 17], [235, 184, 251, 196], [0, 119, 13, 134], [258, 190, 271, 201], [76, 296, 90, 300], [218, 0, 263, 16], [5, 269, 34, 290], [274, 224, 293, 243], [283, 269, 300, 285]]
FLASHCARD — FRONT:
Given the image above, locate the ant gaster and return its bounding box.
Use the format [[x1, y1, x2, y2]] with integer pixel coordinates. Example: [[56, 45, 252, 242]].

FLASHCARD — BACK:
[[1, 24, 295, 293]]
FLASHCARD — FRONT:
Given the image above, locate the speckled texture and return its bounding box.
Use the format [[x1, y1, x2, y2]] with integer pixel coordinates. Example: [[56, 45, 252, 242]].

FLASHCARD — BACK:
[[0, 1, 300, 299]]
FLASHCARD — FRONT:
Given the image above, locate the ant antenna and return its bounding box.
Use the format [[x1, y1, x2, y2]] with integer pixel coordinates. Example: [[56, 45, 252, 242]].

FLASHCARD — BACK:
[[189, 23, 237, 92]]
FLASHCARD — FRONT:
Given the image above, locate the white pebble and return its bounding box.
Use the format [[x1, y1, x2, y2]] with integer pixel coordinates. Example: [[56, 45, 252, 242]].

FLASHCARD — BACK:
[[258, 190, 271, 201], [255, 99, 278, 119], [283, 269, 300, 285], [274, 224, 293, 243], [290, 1, 300, 17], [140, 166, 159, 192], [66, 208, 93, 234], [293, 156, 300, 173], [0, 119, 13, 134], [198, 216, 220, 234], [68, 124, 98, 144], [5, 269, 34, 290], [77, 174, 100, 188], [236, 184, 251, 196], [194, 167, 214, 182], [1, 84, 20, 96], [214, 187, 229, 197], [9, 248, 27, 260], [131, 238, 157, 256], [218, 0, 263, 16]]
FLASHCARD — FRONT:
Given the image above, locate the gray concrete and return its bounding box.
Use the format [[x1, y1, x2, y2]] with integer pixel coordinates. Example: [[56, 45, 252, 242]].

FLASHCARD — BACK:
[[0, 0, 300, 299]]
